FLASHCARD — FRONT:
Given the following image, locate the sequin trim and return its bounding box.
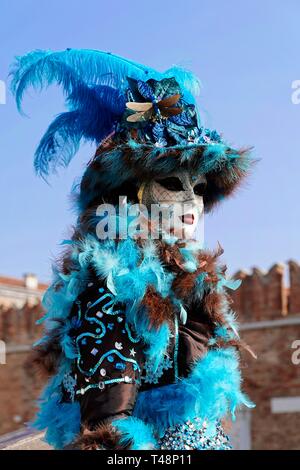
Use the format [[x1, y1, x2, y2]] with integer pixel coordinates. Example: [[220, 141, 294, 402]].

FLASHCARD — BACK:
[[76, 376, 134, 396], [62, 373, 77, 402], [158, 418, 231, 450], [173, 314, 179, 381]]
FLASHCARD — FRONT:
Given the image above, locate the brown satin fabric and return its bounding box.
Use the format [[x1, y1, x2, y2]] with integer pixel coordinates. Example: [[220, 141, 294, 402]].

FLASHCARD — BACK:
[[140, 313, 211, 391], [80, 382, 139, 427], [178, 319, 210, 377]]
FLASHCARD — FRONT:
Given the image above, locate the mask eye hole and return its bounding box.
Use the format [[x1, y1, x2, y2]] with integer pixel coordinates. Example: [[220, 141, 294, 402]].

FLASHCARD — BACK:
[[156, 177, 184, 192], [194, 182, 207, 196]]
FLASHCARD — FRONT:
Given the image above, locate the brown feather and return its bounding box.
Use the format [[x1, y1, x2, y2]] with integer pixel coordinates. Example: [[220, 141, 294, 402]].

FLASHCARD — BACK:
[[158, 94, 181, 107], [68, 422, 128, 450], [161, 107, 183, 117], [142, 286, 174, 329], [25, 336, 62, 378]]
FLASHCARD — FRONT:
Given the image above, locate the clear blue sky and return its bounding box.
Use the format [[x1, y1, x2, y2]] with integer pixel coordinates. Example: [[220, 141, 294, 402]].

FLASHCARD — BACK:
[[0, 0, 299, 282]]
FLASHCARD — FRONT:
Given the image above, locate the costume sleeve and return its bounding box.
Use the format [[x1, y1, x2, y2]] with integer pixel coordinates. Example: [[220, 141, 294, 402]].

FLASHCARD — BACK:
[[66, 281, 157, 450], [178, 306, 211, 378]]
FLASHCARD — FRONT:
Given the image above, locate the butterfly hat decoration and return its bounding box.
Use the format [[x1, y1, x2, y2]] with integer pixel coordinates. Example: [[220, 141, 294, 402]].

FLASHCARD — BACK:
[[10, 49, 253, 212]]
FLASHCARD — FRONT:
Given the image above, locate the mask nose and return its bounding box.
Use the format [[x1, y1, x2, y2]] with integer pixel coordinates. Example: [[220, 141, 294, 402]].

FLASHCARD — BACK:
[[182, 183, 196, 202]]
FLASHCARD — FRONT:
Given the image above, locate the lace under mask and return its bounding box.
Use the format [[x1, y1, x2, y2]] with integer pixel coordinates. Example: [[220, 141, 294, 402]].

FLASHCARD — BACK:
[[137, 170, 206, 241]]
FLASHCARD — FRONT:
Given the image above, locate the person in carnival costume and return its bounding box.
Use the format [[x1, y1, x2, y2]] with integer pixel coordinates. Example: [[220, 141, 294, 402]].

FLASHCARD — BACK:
[[10, 49, 255, 450]]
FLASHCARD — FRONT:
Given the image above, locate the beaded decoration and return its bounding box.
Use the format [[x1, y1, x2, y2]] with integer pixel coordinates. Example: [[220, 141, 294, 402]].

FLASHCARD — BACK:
[[62, 373, 77, 402], [142, 354, 173, 385], [158, 418, 231, 450]]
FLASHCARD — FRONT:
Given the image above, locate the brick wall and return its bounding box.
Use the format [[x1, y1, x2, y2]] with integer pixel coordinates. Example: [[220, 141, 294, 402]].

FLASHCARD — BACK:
[[231, 259, 300, 450], [0, 303, 44, 435], [0, 260, 300, 448], [289, 261, 300, 314], [240, 324, 300, 450]]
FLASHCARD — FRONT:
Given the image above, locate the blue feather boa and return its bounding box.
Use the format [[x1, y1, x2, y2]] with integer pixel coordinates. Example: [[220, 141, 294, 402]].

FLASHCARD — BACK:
[[32, 231, 253, 449], [133, 348, 254, 439]]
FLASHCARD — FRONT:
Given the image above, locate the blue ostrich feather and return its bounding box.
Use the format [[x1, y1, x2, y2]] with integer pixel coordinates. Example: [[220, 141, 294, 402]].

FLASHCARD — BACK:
[[10, 49, 156, 112], [9, 49, 160, 175], [34, 110, 83, 176], [10, 49, 204, 176], [34, 85, 126, 175], [163, 65, 201, 102]]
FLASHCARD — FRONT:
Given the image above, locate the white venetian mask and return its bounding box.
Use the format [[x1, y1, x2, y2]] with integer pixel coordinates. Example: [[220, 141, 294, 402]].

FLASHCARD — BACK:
[[137, 170, 206, 240]]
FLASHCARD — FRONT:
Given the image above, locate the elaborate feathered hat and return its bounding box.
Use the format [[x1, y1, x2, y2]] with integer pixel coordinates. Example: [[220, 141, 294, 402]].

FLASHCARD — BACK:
[[11, 49, 253, 212]]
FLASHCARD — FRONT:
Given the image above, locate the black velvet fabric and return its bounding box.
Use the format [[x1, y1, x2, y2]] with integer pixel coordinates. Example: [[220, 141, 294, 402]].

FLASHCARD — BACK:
[[67, 280, 210, 428]]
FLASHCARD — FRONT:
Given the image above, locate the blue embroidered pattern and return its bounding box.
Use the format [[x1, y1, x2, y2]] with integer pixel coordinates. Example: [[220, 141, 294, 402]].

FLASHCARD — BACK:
[[70, 284, 143, 397], [125, 323, 140, 343], [85, 288, 123, 320], [77, 348, 141, 376]]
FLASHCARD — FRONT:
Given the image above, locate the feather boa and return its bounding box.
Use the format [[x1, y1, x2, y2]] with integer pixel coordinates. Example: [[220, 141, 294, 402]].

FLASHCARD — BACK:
[[133, 348, 254, 439], [32, 231, 253, 448]]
